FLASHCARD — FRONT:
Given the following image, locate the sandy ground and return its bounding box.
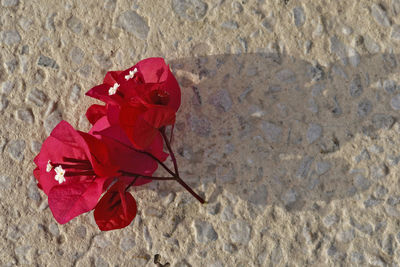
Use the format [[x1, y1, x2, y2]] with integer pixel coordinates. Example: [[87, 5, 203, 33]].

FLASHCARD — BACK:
[[2, 0, 400, 266]]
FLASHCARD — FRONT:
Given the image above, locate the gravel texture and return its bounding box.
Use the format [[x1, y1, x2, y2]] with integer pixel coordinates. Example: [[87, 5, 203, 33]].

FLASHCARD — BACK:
[[2, 0, 400, 266]]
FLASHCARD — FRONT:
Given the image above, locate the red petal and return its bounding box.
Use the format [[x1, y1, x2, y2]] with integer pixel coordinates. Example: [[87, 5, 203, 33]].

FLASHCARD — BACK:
[[79, 131, 119, 177], [103, 71, 122, 85], [48, 178, 106, 224], [94, 181, 137, 231], [135, 57, 169, 83], [86, 104, 107, 125]]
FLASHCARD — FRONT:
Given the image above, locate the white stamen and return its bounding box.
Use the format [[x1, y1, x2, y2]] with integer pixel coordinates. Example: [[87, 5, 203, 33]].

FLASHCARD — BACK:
[[108, 83, 120, 95], [125, 68, 138, 80], [54, 165, 66, 184], [46, 160, 53, 172]]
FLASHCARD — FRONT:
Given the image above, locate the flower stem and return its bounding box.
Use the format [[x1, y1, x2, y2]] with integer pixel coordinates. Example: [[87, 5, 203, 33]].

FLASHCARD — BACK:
[[119, 170, 175, 181], [160, 127, 205, 204]]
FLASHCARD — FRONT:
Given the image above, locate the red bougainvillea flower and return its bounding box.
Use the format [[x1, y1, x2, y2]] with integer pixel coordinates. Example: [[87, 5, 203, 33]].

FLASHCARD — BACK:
[[33, 120, 119, 224], [85, 57, 181, 150], [94, 181, 137, 231], [88, 115, 168, 187]]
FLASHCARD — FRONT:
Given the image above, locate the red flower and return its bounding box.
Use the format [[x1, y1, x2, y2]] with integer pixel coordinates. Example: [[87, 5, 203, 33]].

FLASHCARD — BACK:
[[33, 121, 119, 224], [94, 181, 137, 231], [85, 57, 181, 150]]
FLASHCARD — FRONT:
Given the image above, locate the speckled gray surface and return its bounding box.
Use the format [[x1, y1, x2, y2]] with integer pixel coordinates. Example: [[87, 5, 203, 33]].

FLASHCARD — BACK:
[[3, 0, 400, 266]]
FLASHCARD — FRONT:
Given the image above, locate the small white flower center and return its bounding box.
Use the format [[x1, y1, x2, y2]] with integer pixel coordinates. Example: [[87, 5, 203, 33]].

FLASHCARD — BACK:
[[46, 160, 53, 172], [108, 83, 120, 95], [125, 68, 138, 81], [54, 165, 66, 184]]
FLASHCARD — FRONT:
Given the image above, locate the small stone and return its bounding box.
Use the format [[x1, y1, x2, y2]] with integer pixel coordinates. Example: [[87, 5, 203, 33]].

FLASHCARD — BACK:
[[308, 98, 318, 113], [370, 164, 388, 179], [261, 18, 272, 31], [232, 1, 243, 13], [364, 196, 381, 208], [69, 84, 81, 104], [187, 114, 211, 137], [248, 185, 268, 206], [221, 21, 238, 30], [16, 108, 34, 124], [349, 74, 363, 97], [330, 35, 347, 65], [2, 81, 14, 95], [37, 55, 59, 69], [1, 0, 19, 7], [337, 229, 355, 243], [67, 16, 82, 34], [364, 35, 380, 53], [383, 79, 397, 94], [348, 47, 360, 67], [238, 86, 253, 102], [386, 154, 400, 166], [342, 25, 353, 35], [382, 234, 395, 255], [44, 111, 62, 135], [117, 10, 150, 40], [391, 25, 400, 40], [7, 225, 21, 241], [0, 174, 12, 190], [119, 236, 136, 251], [350, 251, 365, 264], [293, 6, 305, 27], [221, 206, 235, 221], [7, 140, 25, 162], [371, 4, 391, 27], [357, 99, 373, 117], [368, 144, 383, 154], [94, 235, 111, 248], [350, 217, 373, 235], [304, 40, 312, 54], [387, 196, 400, 206], [208, 89, 232, 112], [230, 220, 251, 244], [27, 179, 40, 201], [223, 243, 236, 253], [316, 161, 331, 175], [94, 257, 109, 267], [48, 223, 60, 236], [391, 94, 400, 110], [74, 225, 86, 238], [393, 0, 400, 15], [193, 221, 218, 243], [383, 52, 397, 70], [46, 13, 56, 31], [354, 149, 370, 163], [323, 214, 338, 227], [307, 123, 322, 144], [374, 185, 388, 198], [69, 46, 85, 65], [261, 121, 282, 143], [311, 84, 325, 97], [281, 188, 298, 206], [275, 69, 296, 83], [15, 245, 31, 265], [172, 0, 208, 21], [207, 202, 220, 215], [0, 95, 8, 112], [2, 30, 21, 46], [6, 58, 17, 73], [354, 174, 371, 191], [296, 156, 314, 179]]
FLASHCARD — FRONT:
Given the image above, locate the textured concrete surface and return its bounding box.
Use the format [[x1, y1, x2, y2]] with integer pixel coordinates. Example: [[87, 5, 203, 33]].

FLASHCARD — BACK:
[[2, 0, 400, 266]]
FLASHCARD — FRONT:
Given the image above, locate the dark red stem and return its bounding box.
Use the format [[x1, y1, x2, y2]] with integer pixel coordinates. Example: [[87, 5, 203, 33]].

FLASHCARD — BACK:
[[160, 127, 205, 204]]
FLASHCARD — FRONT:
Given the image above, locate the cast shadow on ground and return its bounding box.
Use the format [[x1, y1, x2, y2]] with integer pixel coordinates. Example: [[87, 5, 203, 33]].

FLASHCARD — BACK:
[[138, 51, 400, 214]]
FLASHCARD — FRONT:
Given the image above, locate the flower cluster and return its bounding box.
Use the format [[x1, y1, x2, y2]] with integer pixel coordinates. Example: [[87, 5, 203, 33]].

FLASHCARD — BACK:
[[33, 58, 204, 231]]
